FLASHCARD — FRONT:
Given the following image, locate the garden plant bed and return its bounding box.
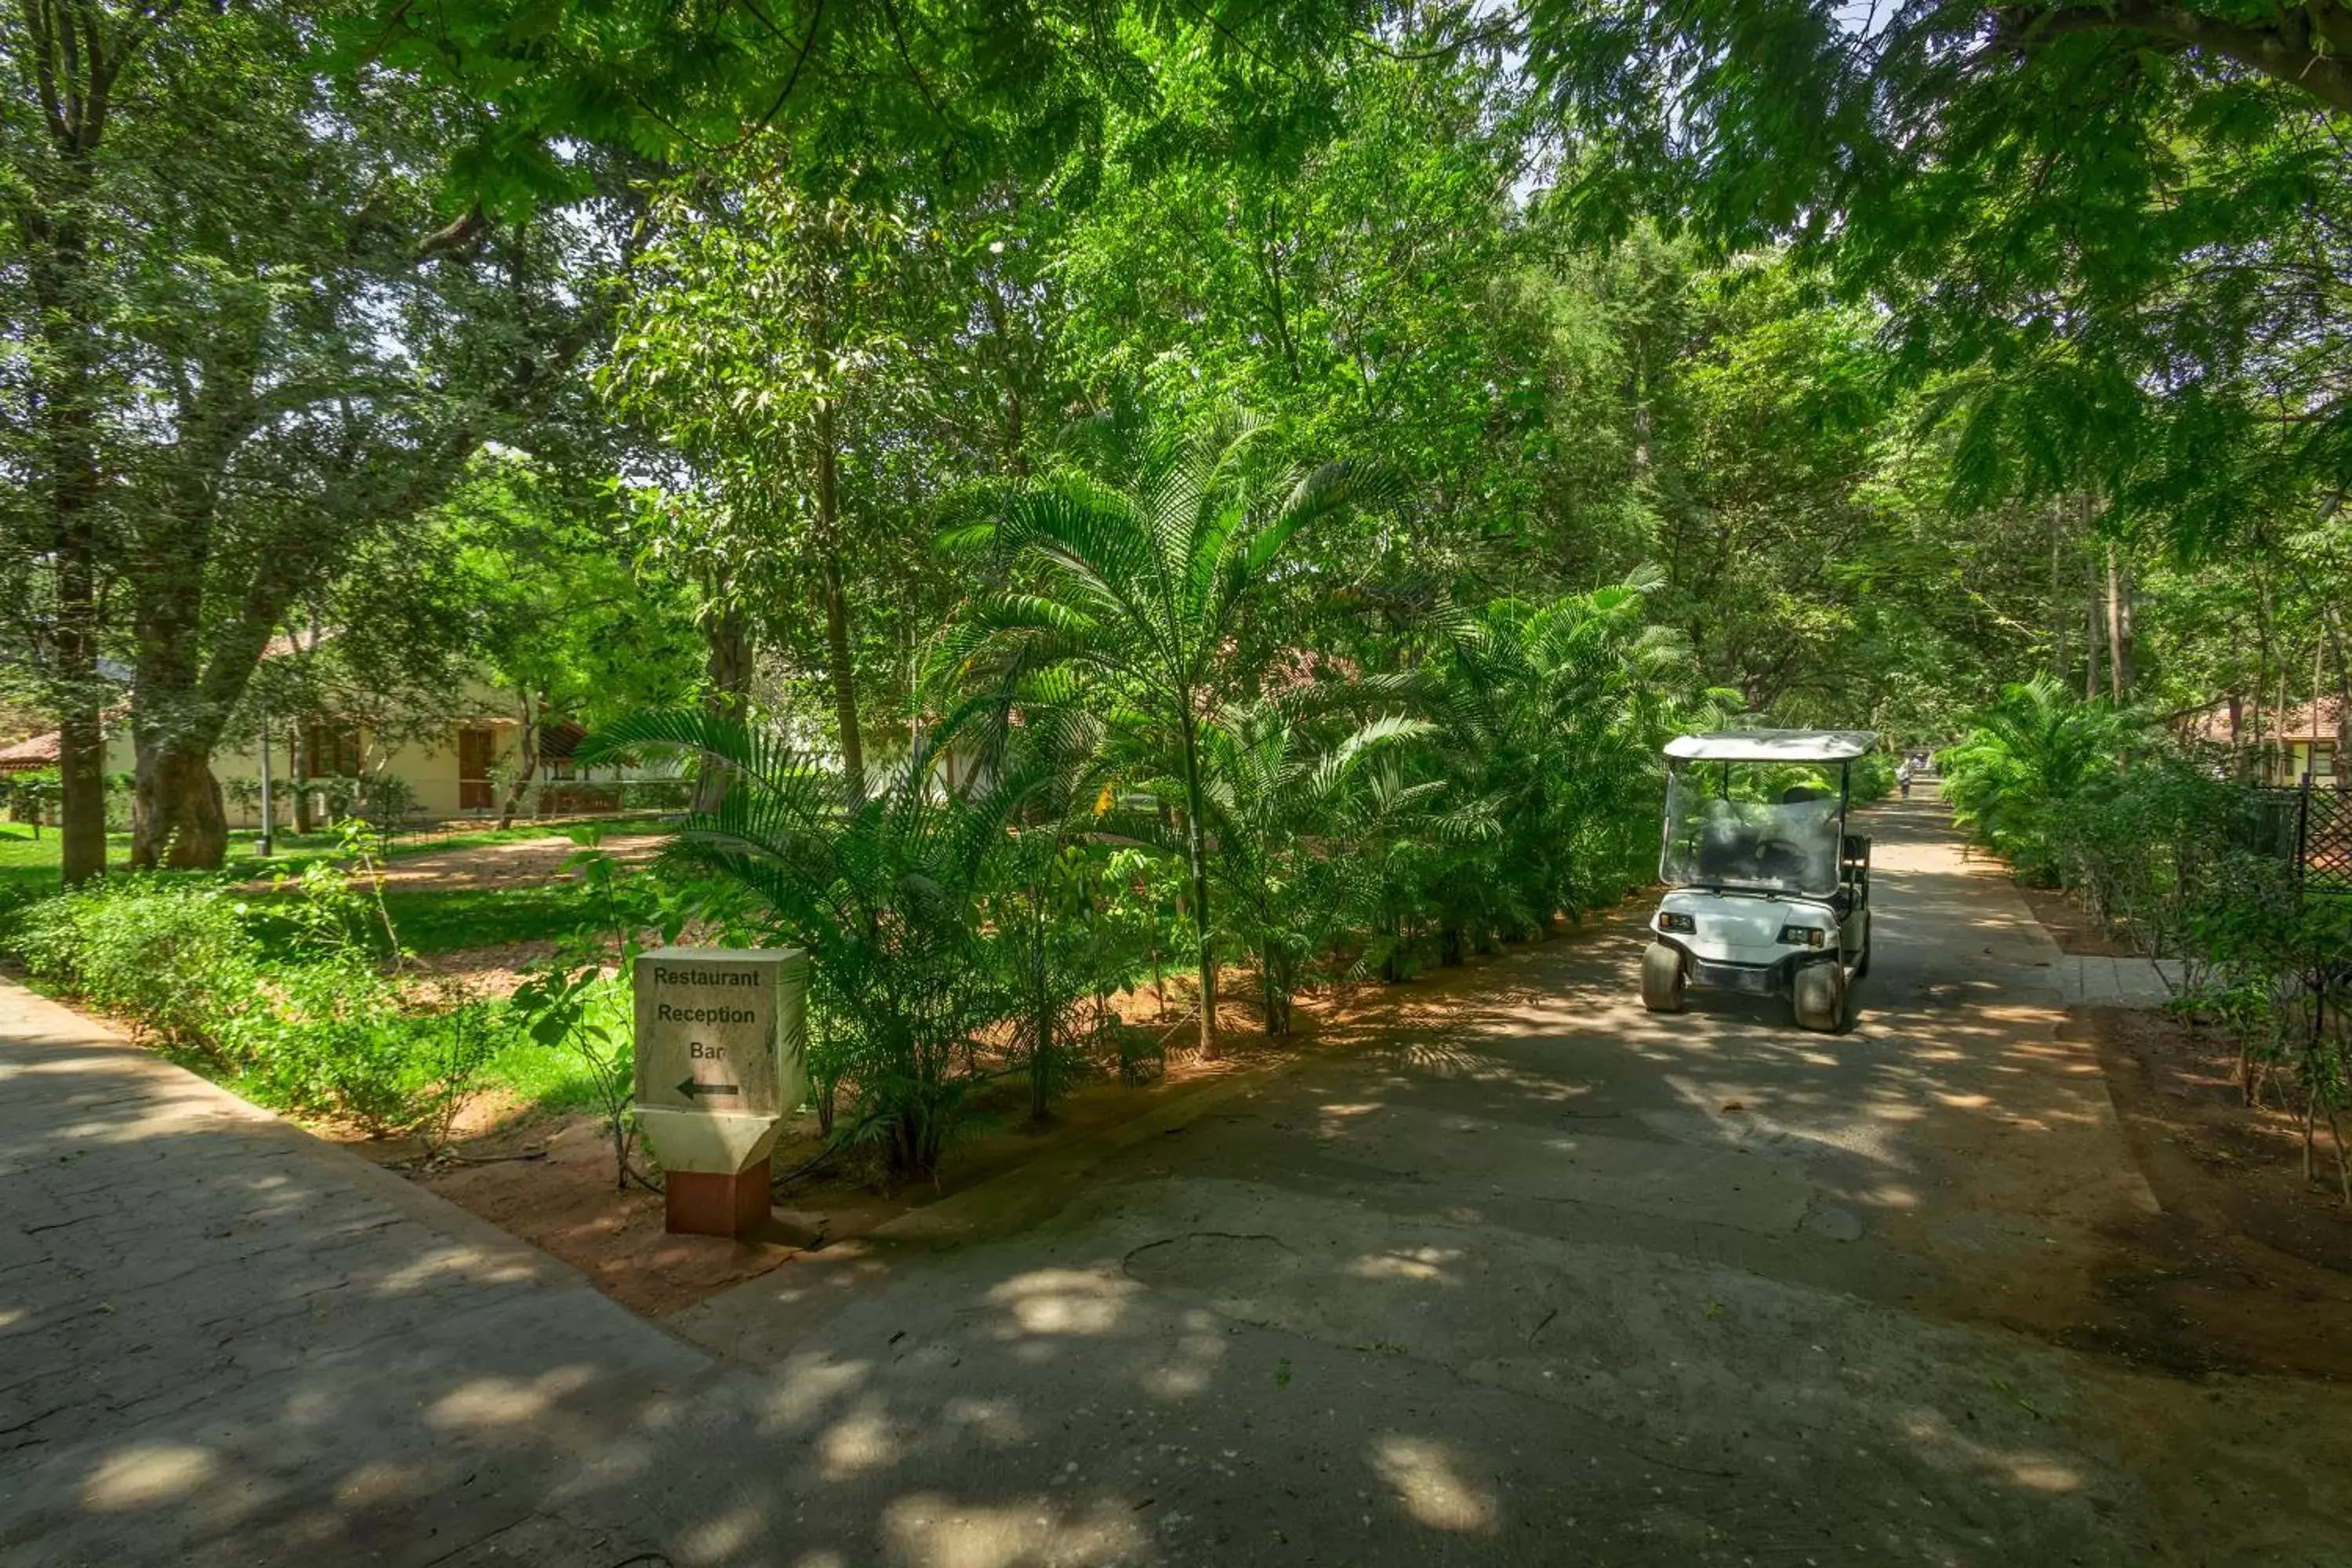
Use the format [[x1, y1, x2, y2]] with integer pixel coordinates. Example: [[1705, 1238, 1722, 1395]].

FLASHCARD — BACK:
[[2059, 1003, 2352, 1381], [2017, 880, 2141, 957], [347, 916, 1630, 1319]]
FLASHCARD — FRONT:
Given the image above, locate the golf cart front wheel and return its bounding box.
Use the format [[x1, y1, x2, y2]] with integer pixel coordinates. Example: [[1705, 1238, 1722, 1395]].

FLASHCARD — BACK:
[[1641, 943, 1687, 1013], [1792, 960, 1849, 1033]]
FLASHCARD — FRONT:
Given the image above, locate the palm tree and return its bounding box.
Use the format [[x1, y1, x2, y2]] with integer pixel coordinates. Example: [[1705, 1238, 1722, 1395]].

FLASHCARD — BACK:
[[1433, 570, 1733, 934], [941, 408, 1394, 1058], [579, 710, 1015, 1178], [1940, 673, 2134, 880]]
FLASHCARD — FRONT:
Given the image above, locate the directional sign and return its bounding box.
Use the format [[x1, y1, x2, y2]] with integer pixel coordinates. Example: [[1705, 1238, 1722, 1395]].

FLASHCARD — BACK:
[[632, 948, 808, 1118]]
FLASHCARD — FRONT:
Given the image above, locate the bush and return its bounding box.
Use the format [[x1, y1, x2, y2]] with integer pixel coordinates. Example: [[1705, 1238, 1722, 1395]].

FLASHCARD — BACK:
[[5, 860, 508, 1138], [10, 877, 264, 1058], [1939, 676, 2133, 884], [619, 779, 692, 811], [1848, 753, 1896, 804], [4, 768, 61, 830]]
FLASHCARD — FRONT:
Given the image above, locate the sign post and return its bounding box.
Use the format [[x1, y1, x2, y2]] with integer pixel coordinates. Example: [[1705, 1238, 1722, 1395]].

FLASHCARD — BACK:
[[633, 946, 809, 1237]]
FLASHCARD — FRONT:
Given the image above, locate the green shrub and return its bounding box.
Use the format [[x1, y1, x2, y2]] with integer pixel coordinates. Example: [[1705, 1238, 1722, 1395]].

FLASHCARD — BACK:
[[1847, 752, 1896, 804], [9, 877, 263, 1058], [1939, 675, 2134, 884], [4, 768, 61, 832], [619, 779, 692, 811], [6, 859, 510, 1138]]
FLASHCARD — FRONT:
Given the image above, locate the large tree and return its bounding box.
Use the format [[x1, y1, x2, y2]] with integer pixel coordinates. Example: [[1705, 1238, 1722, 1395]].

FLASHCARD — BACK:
[[1524, 0, 2352, 558], [604, 154, 961, 804], [2, 0, 618, 873]]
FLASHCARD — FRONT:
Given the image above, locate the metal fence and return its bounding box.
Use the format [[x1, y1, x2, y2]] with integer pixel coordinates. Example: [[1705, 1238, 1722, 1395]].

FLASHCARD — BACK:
[[2253, 779, 2352, 895]]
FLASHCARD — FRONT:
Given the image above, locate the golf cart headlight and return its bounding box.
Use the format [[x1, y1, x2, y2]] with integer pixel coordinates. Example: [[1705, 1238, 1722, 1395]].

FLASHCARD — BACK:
[[1658, 911, 1696, 935], [1777, 924, 1825, 948]]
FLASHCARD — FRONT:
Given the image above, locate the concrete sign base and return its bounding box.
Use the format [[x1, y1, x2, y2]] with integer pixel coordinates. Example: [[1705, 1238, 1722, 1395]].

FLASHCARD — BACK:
[[666, 1158, 773, 1238], [634, 1107, 781, 1175]]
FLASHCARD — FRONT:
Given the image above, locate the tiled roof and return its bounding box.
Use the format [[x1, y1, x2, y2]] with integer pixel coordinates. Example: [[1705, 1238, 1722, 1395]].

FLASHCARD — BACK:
[[0, 731, 60, 771], [2188, 698, 2344, 745]]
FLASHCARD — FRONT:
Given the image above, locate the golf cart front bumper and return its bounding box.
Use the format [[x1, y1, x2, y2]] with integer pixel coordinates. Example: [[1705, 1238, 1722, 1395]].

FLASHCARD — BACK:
[[1652, 939, 1828, 998]]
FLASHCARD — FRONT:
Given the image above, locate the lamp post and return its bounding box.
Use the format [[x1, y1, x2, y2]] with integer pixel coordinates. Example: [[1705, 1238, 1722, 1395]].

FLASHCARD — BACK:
[[257, 711, 274, 857]]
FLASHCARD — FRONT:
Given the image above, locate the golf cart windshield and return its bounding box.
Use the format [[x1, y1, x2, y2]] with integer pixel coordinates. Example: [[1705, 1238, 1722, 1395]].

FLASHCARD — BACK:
[[1661, 764, 1842, 895]]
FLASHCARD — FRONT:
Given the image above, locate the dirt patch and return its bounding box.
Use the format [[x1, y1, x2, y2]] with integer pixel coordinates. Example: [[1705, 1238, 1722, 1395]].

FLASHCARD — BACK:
[[2017, 881, 2140, 957], [409, 939, 562, 998], [373, 832, 666, 891], [2060, 1004, 2352, 1381]]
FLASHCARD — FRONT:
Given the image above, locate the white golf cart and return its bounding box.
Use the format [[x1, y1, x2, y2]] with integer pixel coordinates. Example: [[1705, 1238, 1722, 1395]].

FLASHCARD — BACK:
[[1639, 729, 1878, 1033]]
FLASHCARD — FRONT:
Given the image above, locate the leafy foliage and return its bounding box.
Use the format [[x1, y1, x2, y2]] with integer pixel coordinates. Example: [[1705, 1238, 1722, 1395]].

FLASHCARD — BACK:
[[1938, 675, 2138, 882]]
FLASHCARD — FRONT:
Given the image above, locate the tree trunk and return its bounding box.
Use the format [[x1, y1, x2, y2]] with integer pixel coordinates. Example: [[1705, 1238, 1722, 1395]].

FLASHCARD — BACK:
[[2325, 606, 2351, 786], [820, 546, 863, 808], [497, 692, 541, 830], [693, 599, 753, 815], [131, 741, 227, 869], [292, 723, 315, 833], [57, 703, 107, 885], [1178, 718, 1218, 1058], [2117, 550, 2136, 700], [1030, 972, 1055, 1124], [816, 392, 863, 808], [2048, 498, 2067, 684], [2084, 550, 2104, 704], [31, 151, 108, 887]]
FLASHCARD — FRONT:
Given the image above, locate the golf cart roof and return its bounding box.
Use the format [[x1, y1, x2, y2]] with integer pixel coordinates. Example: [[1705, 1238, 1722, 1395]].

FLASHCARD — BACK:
[[1664, 729, 1880, 764]]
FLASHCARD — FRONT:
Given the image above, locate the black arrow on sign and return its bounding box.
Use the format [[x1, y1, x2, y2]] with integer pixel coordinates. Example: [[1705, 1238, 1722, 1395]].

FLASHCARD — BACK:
[[675, 1078, 742, 1100]]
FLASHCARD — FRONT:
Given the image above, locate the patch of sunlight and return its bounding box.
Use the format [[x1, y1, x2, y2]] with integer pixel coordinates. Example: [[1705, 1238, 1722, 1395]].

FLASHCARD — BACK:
[[989, 1267, 1135, 1336], [377, 1245, 540, 1293], [1317, 1102, 1385, 1123], [822, 1405, 899, 1476], [426, 1366, 595, 1428], [763, 1356, 869, 1425], [882, 1494, 1144, 1568], [332, 1461, 428, 1508], [940, 1396, 1027, 1445], [1139, 1330, 1229, 1398], [682, 1505, 769, 1559], [2007, 1457, 2084, 1491], [83, 1443, 218, 1509], [1370, 1434, 1498, 1532], [1863, 1185, 1922, 1208], [1351, 1247, 1464, 1283], [1934, 1092, 1992, 1109]]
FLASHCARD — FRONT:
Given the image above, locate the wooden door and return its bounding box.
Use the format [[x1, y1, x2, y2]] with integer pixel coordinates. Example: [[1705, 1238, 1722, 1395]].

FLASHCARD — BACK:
[[457, 726, 495, 810]]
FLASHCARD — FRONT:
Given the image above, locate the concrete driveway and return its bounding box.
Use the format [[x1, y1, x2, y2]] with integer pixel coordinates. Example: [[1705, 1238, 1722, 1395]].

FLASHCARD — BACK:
[[6, 801, 2346, 1566], [641, 800, 2348, 1566]]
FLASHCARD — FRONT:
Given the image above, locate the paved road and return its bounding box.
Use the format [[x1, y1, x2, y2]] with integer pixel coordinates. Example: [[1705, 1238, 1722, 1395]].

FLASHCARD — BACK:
[[5, 802, 2347, 1565]]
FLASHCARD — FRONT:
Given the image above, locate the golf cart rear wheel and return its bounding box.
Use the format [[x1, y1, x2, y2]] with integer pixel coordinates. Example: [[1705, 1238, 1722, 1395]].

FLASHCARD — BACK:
[[1851, 934, 1871, 979], [1793, 960, 1849, 1033], [1641, 943, 1687, 1013]]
